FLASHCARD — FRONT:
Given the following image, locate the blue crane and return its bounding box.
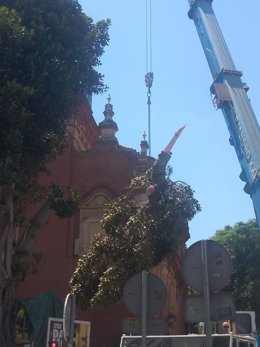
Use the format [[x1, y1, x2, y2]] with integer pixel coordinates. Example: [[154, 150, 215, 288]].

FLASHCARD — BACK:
[[187, 0, 260, 229]]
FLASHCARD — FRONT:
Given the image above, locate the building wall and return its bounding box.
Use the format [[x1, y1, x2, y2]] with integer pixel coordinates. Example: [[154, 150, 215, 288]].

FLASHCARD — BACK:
[[16, 97, 188, 347]]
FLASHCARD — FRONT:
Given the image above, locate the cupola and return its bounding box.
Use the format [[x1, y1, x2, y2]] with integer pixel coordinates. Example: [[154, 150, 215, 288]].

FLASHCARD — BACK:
[[98, 95, 118, 143], [140, 131, 149, 156]]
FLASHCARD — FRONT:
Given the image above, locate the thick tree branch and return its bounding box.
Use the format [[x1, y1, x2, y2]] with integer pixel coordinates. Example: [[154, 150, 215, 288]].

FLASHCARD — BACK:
[[0, 185, 11, 249], [0, 185, 14, 280], [17, 198, 52, 254]]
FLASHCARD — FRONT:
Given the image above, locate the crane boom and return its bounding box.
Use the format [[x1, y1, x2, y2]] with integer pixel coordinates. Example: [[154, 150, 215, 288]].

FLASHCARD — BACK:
[[188, 0, 260, 229]]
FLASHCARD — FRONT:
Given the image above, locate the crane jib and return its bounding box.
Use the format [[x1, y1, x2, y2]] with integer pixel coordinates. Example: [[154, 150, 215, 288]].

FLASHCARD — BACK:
[[188, 0, 260, 229]]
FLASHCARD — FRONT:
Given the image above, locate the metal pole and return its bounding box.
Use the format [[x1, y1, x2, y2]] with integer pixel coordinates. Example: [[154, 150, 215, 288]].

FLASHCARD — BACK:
[[201, 240, 212, 347], [142, 270, 147, 347], [63, 293, 76, 347]]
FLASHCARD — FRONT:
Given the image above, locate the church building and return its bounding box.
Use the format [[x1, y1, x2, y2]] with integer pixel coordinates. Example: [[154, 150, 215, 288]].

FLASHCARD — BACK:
[[16, 95, 188, 347]]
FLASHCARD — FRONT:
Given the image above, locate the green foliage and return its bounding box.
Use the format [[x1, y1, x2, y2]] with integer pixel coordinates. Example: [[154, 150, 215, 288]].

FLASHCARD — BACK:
[[166, 165, 173, 179], [12, 249, 30, 284], [0, 0, 108, 278], [12, 250, 44, 283], [211, 220, 260, 331], [50, 184, 81, 218], [0, 1, 110, 188], [0, 2, 109, 345], [0, 6, 34, 185], [70, 171, 201, 308]]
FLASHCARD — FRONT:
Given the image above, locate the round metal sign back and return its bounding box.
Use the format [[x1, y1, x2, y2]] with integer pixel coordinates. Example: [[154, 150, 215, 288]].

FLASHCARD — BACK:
[[182, 240, 232, 293], [123, 272, 166, 317]]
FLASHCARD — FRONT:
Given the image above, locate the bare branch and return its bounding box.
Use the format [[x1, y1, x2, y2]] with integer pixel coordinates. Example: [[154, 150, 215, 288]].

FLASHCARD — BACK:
[[17, 198, 52, 253]]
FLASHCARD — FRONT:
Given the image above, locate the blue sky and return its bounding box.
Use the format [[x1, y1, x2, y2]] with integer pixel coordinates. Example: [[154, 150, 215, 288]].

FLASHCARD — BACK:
[[79, 1, 260, 245]]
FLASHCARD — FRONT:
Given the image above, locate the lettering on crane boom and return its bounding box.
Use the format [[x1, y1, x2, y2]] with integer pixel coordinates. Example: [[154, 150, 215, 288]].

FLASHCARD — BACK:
[[232, 109, 259, 182]]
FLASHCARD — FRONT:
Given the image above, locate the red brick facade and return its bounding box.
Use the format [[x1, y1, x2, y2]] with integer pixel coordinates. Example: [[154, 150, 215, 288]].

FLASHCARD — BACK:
[[16, 97, 187, 347]]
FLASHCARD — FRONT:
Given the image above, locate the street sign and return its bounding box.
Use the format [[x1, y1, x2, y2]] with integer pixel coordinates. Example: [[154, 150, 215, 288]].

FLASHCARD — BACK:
[[185, 292, 235, 323], [123, 272, 166, 317], [182, 240, 233, 293], [63, 293, 76, 345], [46, 318, 91, 347], [183, 240, 233, 347]]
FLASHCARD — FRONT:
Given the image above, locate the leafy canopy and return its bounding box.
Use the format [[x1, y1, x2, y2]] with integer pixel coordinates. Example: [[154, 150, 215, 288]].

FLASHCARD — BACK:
[[211, 220, 260, 331], [70, 170, 201, 308], [0, 0, 110, 187], [0, 3, 110, 345]]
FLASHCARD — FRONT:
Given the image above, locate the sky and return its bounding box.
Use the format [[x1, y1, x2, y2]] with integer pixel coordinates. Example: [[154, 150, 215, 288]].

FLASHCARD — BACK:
[[79, 0, 260, 246]]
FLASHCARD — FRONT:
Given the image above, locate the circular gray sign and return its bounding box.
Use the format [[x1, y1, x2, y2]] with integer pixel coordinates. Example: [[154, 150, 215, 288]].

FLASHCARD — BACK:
[[182, 240, 232, 293], [123, 272, 166, 317]]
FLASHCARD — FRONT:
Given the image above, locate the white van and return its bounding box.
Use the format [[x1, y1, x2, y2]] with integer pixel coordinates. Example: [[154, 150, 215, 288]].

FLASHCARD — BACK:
[[120, 334, 256, 347]]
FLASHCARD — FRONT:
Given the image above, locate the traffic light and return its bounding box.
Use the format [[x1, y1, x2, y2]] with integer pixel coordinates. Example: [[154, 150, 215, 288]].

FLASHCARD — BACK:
[[49, 342, 58, 347]]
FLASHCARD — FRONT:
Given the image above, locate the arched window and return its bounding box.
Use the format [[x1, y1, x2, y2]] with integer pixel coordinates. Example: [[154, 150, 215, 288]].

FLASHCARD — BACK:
[[74, 190, 113, 255]]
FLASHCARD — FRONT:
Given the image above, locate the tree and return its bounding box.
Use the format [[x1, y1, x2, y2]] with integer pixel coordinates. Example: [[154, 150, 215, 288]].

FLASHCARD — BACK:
[[70, 168, 201, 308], [211, 220, 260, 332], [0, 1, 110, 345]]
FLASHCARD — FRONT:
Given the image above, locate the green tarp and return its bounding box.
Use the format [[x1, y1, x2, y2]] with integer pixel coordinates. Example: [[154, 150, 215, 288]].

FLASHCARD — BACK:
[[24, 290, 63, 347]]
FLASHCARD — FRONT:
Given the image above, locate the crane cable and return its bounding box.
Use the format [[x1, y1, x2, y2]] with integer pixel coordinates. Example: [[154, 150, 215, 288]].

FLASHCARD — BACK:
[[146, 0, 153, 73], [145, 0, 153, 156]]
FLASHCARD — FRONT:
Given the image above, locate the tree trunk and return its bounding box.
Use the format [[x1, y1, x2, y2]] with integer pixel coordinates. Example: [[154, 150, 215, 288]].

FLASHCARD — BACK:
[[0, 184, 52, 346], [0, 283, 15, 347], [0, 185, 15, 347]]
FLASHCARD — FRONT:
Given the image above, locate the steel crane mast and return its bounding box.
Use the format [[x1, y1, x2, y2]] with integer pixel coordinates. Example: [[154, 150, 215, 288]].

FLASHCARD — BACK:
[[187, 0, 260, 229]]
